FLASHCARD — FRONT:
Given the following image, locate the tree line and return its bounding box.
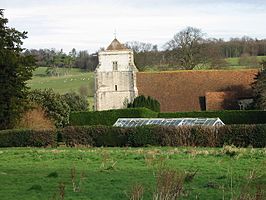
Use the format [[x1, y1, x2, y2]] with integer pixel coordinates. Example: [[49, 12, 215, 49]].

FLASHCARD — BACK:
[[129, 27, 266, 70], [25, 27, 266, 72], [24, 48, 98, 74]]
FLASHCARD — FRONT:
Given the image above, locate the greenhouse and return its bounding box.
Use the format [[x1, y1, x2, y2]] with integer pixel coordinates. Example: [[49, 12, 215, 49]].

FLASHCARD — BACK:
[[113, 118, 224, 127]]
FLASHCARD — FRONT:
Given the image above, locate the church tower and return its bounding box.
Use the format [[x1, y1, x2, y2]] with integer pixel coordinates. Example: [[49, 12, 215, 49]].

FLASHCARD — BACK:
[[94, 38, 138, 111]]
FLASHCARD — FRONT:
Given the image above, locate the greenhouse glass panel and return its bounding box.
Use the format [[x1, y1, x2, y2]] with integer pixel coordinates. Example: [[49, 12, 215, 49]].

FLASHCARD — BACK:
[[113, 118, 224, 127]]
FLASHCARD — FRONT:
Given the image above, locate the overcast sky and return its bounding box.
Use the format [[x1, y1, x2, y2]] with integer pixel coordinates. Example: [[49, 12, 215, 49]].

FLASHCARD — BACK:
[[2, 0, 266, 53]]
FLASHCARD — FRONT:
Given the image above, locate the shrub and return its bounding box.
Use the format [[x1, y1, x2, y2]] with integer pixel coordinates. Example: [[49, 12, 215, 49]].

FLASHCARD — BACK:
[[61, 126, 131, 147], [128, 95, 160, 112], [62, 92, 88, 112], [0, 129, 57, 147], [238, 53, 258, 67], [60, 124, 266, 148], [128, 126, 161, 147], [29, 89, 70, 128], [69, 107, 158, 126], [219, 124, 266, 147], [78, 85, 89, 97], [252, 68, 266, 110], [15, 106, 55, 130], [158, 110, 266, 124], [153, 168, 185, 200]]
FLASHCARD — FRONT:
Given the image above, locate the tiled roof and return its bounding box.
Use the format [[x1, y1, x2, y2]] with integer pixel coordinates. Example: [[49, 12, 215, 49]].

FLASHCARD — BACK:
[[106, 38, 128, 50], [137, 69, 258, 112]]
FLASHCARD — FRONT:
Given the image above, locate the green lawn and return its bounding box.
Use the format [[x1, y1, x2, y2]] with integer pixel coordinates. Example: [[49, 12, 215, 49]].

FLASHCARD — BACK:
[[0, 147, 265, 200], [28, 67, 94, 96]]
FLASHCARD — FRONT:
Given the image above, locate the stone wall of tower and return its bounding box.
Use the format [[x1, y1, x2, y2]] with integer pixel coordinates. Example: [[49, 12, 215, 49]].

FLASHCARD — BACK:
[[95, 71, 138, 110]]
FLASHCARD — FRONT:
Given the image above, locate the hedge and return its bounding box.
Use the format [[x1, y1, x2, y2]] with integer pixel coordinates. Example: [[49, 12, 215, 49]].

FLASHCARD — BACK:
[[61, 124, 266, 148], [0, 129, 57, 147], [69, 107, 158, 126], [61, 125, 132, 147], [1, 124, 265, 148], [158, 110, 266, 124]]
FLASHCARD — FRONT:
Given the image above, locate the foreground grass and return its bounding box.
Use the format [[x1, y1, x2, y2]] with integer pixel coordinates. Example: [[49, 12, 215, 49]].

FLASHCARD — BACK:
[[0, 147, 265, 200]]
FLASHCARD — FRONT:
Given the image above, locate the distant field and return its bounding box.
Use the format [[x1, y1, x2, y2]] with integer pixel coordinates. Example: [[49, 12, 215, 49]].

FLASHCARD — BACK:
[[28, 67, 94, 95], [225, 55, 266, 68], [28, 67, 95, 110]]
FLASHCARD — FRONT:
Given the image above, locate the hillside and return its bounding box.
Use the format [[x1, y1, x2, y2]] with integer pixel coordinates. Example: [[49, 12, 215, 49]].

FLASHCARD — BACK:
[[28, 67, 95, 109], [28, 67, 94, 95]]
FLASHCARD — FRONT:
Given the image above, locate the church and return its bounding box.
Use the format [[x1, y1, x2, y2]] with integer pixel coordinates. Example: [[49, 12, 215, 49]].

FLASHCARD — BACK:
[[95, 39, 258, 112]]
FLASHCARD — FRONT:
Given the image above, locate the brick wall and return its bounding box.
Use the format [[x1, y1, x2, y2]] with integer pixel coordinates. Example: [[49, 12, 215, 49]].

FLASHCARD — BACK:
[[136, 69, 258, 112]]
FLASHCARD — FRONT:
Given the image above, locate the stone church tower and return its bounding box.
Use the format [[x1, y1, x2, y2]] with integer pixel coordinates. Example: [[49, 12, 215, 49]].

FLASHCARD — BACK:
[[94, 38, 138, 111]]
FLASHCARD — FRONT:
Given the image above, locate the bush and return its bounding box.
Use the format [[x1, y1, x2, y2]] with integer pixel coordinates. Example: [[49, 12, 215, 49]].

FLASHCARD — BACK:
[[0, 129, 57, 147], [15, 106, 56, 130], [238, 53, 258, 67], [128, 95, 160, 112], [128, 126, 161, 147], [158, 110, 266, 124], [69, 107, 158, 126], [60, 124, 266, 148], [62, 92, 88, 112], [219, 124, 266, 147], [29, 89, 70, 128], [61, 126, 131, 147]]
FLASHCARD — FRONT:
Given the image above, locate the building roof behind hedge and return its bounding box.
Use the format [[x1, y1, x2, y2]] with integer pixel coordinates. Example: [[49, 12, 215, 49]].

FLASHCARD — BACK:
[[137, 69, 258, 112]]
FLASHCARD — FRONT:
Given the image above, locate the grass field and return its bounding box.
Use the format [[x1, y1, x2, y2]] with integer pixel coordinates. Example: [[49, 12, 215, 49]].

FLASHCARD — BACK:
[[0, 147, 265, 200], [28, 67, 95, 110], [28, 67, 94, 96], [225, 55, 266, 69]]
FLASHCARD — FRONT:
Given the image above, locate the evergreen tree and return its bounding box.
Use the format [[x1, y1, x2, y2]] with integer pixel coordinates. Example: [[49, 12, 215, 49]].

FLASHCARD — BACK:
[[0, 9, 35, 129], [253, 61, 266, 110], [128, 95, 160, 112]]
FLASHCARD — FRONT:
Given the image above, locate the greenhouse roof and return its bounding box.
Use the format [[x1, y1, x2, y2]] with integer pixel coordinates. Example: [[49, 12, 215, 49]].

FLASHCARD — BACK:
[[113, 118, 224, 127]]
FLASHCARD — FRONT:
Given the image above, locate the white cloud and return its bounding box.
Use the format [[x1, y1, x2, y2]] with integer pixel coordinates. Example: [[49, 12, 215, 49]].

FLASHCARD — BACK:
[[2, 0, 266, 52]]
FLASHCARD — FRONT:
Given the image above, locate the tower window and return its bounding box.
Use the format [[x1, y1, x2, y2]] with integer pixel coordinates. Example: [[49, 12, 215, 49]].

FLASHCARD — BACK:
[[113, 61, 118, 70], [115, 85, 117, 91]]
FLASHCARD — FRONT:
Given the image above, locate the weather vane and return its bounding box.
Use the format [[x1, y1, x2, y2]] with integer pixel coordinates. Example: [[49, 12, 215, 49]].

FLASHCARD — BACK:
[[114, 29, 117, 39]]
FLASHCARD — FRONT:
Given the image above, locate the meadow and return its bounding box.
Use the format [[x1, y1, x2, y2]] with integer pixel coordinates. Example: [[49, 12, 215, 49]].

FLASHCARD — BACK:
[[28, 67, 94, 96], [0, 147, 265, 200], [28, 67, 95, 110], [224, 55, 266, 69]]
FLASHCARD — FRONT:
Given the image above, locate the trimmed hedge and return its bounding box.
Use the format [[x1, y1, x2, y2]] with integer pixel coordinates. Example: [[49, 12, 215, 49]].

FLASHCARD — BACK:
[[158, 110, 266, 124], [0, 129, 57, 147], [69, 107, 158, 126], [61, 124, 266, 148], [61, 125, 132, 147]]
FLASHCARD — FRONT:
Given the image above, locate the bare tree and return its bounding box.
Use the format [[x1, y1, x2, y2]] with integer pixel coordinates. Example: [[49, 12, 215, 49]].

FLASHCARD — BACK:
[[125, 41, 157, 53], [165, 27, 206, 70]]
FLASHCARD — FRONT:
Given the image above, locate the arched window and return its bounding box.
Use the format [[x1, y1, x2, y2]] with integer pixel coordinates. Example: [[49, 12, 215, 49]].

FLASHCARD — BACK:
[[113, 61, 118, 70]]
